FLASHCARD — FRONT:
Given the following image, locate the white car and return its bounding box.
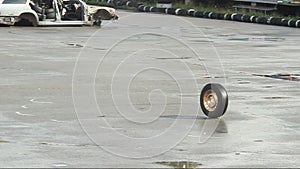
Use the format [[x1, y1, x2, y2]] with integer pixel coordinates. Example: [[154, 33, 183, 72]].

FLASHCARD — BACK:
[[0, 0, 118, 26]]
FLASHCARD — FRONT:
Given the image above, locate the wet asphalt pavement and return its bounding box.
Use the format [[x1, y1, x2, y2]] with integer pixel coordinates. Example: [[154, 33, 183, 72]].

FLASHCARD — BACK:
[[0, 10, 299, 167]]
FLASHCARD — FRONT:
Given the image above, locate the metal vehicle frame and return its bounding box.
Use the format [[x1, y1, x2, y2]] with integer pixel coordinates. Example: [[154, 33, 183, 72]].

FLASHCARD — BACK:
[[0, 0, 118, 26]]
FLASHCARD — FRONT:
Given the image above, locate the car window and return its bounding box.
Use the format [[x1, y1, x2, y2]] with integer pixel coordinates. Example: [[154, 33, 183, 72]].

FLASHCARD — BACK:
[[2, 0, 27, 4]]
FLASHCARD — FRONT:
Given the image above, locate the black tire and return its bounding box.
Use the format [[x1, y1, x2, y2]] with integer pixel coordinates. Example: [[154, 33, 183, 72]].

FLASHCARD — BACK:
[[200, 83, 228, 118], [17, 13, 38, 26], [46, 12, 56, 19], [94, 19, 102, 27], [94, 9, 113, 20], [45, 8, 55, 14]]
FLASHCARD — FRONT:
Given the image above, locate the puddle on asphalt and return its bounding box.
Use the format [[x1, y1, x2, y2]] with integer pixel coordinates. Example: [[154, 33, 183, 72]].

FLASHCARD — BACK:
[[204, 75, 226, 79], [0, 139, 10, 143], [237, 81, 250, 84], [15, 111, 35, 117], [126, 34, 164, 42], [93, 47, 108, 51], [263, 37, 285, 41], [254, 139, 264, 142], [263, 96, 289, 100], [217, 33, 236, 37], [253, 73, 300, 81], [160, 115, 227, 127], [160, 115, 206, 120], [156, 57, 192, 60], [226, 34, 285, 42], [22, 71, 67, 77], [160, 115, 228, 134], [52, 163, 68, 167], [228, 37, 248, 41], [67, 43, 83, 48], [30, 98, 53, 104], [252, 44, 275, 48], [155, 161, 202, 168], [189, 39, 214, 43]]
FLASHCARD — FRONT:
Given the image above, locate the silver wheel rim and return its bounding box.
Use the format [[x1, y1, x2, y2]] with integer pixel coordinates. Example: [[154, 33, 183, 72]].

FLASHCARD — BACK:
[[203, 89, 218, 112]]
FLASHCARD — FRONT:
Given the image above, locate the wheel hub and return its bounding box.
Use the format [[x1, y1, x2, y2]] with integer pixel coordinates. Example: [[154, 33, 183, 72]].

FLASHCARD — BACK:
[[203, 89, 218, 112]]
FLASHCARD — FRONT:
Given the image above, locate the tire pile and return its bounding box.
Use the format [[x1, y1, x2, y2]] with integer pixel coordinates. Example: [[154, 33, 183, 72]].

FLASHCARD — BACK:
[[100, 0, 300, 28]]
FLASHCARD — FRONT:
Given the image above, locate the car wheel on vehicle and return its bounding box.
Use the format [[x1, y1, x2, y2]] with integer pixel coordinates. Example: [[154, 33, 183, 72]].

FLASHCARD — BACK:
[[17, 13, 38, 27], [94, 9, 112, 20], [94, 19, 102, 26]]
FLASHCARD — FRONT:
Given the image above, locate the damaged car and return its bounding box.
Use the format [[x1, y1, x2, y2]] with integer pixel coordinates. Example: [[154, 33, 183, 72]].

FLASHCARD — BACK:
[[0, 0, 118, 26]]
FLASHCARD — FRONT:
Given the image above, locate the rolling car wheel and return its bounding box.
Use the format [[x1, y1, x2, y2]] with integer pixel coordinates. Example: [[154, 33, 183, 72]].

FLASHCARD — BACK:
[[200, 83, 228, 118], [93, 18, 102, 27]]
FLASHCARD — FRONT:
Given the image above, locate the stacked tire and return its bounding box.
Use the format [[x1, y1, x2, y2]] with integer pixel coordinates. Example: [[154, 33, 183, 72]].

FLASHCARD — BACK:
[[101, 0, 300, 28], [45, 8, 55, 19]]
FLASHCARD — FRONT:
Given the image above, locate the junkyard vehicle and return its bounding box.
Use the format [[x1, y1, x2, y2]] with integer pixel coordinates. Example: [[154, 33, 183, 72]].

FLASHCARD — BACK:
[[0, 0, 118, 26]]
